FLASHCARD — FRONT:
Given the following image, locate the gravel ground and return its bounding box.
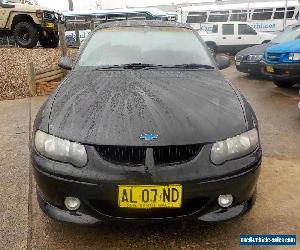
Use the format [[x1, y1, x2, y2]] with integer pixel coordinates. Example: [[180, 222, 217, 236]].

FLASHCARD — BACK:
[[0, 48, 77, 101]]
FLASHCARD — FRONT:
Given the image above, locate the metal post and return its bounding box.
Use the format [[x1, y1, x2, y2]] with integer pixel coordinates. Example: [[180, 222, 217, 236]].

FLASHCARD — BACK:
[[283, 0, 288, 29], [247, 0, 250, 22], [75, 24, 80, 47], [58, 22, 67, 57], [27, 63, 36, 96], [90, 19, 95, 31]]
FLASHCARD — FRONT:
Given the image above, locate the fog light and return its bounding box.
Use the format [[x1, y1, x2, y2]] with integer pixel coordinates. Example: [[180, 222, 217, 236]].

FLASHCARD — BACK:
[[64, 197, 80, 211], [218, 194, 233, 208]]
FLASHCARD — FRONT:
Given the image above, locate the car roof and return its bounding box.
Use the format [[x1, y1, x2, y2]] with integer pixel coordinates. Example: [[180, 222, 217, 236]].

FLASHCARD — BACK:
[[95, 20, 192, 31]]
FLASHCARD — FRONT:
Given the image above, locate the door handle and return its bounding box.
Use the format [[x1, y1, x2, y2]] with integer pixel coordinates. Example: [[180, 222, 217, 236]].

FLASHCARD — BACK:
[[222, 37, 226, 39], [238, 37, 242, 39]]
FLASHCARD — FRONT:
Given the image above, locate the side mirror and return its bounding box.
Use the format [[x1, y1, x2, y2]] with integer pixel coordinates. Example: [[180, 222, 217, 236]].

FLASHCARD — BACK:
[[58, 56, 73, 70], [216, 55, 230, 70]]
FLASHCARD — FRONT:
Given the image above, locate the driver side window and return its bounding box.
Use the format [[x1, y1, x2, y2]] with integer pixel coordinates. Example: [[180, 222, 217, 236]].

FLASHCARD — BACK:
[[238, 24, 257, 35]]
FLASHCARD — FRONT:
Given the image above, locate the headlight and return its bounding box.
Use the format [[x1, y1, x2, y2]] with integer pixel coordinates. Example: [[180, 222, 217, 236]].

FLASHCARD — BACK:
[[288, 53, 300, 61], [235, 55, 243, 62], [246, 54, 263, 62], [34, 130, 87, 168], [43, 11, 55, 20], [211, 128, 259, 165]]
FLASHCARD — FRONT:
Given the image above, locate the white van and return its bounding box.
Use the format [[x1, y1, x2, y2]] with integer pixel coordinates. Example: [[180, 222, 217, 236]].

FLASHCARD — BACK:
[[199, 22, 276, 54]]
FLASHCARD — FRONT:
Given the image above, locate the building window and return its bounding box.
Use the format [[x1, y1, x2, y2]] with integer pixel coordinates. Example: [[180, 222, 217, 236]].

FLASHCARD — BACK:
[[252, 9, 273, 20], [208, 11, 229, 22], [274, 7, 295, 19], [230, 10, 248, 21], [186, 12, 207, 23]]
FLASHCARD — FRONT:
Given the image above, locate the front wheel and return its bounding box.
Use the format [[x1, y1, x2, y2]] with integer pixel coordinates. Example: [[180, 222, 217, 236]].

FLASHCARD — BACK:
[[39, 32, 59, 48], [273, 79, 296, 88], [13, 22, 39, 48]]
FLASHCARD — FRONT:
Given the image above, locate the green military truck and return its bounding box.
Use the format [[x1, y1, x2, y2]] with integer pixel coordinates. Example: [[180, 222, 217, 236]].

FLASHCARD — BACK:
[[0, 0, 59, 48]]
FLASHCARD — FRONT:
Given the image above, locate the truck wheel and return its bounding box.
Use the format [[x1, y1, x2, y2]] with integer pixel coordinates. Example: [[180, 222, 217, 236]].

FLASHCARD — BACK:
[[39, 32, 59, 48], [273, 79, 296, 88], [13, 22, 39, 48]]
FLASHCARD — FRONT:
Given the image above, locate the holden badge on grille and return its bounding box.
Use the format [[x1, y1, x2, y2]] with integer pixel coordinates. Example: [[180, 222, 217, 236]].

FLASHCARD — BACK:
[[140, 133, 158, 141]]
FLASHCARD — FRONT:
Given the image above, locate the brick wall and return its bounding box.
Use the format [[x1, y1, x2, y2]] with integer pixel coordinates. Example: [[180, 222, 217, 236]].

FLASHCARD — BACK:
[[36, 81, 60, 96]]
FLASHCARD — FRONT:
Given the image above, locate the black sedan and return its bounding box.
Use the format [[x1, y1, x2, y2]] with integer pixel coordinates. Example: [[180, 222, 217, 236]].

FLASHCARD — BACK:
[[31, 20, 262, 224], [235, 43, 273, 75]]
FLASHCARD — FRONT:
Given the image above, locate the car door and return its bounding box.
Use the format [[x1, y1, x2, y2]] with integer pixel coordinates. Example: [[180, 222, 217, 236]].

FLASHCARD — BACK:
[[237, 23, 259, 50], [219, 23, 237, 52]]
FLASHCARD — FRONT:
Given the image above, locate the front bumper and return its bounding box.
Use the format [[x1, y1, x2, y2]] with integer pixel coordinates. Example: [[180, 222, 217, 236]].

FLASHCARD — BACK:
[[262, 62, 300, 81], [236, 61, 263, 75], [31, 146, 262, 224]]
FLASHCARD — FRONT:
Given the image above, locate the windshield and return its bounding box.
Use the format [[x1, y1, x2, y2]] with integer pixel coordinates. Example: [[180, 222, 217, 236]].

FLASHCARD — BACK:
[[78, 26, 214, 67], [2, 0, 38, 4], [272, 25, 300, 43]]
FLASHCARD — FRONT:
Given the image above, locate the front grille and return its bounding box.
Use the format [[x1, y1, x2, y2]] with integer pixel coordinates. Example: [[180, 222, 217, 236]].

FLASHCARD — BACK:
[[153, 145, 202, 166], [267, 53, 282, 62], [94, 144, 203, 167], [89, 198, 210, 219]]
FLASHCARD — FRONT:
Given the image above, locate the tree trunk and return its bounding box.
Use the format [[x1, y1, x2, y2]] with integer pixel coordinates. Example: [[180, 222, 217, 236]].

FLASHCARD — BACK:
[[68, 0, 74, 11]]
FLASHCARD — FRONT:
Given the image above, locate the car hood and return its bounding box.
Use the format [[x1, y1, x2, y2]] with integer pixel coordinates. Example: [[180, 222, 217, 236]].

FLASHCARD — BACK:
[[13, 3, 56, 12], [236, 43, 275, 57], [266, 39, 300, 53], [48, 69, 247, 146]]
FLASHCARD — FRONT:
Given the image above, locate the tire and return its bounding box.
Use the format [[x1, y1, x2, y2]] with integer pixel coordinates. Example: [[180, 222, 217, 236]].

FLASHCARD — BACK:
[[273, 79, 296, 88], [39, 32, 59, 48], [13, 22, 39, 48]]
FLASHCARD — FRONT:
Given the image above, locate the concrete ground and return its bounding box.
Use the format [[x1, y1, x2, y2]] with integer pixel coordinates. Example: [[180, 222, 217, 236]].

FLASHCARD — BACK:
[[0, 66, 299, 250]]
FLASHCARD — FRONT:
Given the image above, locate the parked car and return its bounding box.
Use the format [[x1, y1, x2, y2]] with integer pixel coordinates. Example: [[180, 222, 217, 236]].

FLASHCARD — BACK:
[[0, 0, 59, 48], [262, 39, 300, 88], [200, 22, 275, 54], [235, 24, 300, 76], [31, 20, 261, 224]]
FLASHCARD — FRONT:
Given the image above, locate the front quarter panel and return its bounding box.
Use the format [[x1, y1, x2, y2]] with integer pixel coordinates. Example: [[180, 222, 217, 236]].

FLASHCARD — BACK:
[[33, 92, 57, 135]]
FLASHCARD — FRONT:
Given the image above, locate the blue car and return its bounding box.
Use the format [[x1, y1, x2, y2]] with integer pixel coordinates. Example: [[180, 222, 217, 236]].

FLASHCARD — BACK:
[[263, 39, 300, 88]]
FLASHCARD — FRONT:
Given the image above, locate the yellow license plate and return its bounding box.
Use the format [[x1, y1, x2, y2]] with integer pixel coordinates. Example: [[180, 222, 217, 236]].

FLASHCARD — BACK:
[[266, 65, 274, 73], [45, 22, 55, 28], [118, 185, 182, 209]]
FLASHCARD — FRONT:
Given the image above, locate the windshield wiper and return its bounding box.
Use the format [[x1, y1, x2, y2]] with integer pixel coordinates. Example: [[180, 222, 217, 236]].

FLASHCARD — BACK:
[[165, 64, 215, 69], [94, 63, 214, 70], [95, 63, 160, 70], [121, 63, 160, 69]]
